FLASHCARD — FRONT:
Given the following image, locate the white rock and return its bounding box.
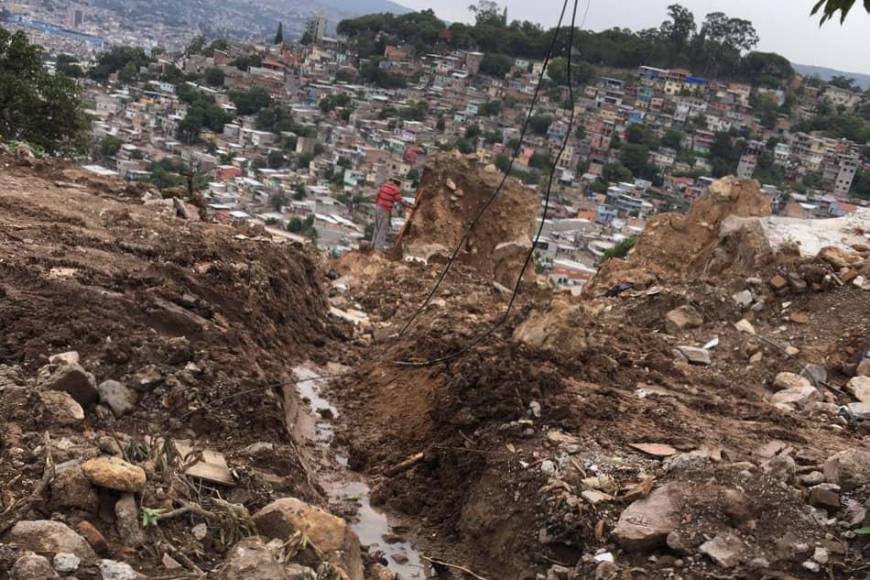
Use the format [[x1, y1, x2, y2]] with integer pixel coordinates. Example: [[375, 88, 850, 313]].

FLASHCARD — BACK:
[[734, 319, 755, 334], [846, 376, 870, 403], [732, 290, 753, 307], [99, 560, 138, 580], [53, 553, 80, 574]]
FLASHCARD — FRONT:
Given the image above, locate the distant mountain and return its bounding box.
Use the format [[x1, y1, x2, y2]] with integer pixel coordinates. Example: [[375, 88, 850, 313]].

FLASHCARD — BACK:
[[317, 0, 412, 16], [792, 63, 870, 90]]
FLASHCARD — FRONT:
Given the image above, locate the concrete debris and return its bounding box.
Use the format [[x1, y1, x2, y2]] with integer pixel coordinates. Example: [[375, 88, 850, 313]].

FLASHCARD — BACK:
[[173, 440, 235, 486], [675, 346, 712, 365], [731, 289, 753, 308]]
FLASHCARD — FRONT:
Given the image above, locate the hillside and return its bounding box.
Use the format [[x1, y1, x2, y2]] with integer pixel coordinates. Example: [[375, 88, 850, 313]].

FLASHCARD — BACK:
[[793, 62, 870, 89]]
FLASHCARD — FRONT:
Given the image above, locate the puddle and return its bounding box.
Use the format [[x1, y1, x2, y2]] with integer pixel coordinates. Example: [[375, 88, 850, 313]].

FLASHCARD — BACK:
[[293, 365, 429, 579]]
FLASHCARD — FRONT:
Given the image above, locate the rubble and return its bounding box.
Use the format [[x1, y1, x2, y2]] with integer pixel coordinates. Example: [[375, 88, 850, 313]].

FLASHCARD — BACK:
[[5, 521, 96, 562], [80, 456, 146, 493]]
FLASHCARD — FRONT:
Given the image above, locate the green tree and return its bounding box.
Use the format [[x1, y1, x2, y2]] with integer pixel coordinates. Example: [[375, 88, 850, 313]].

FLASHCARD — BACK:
[[529, 113, 553, 135], [0, 28, 89, 154], [268, 150, 285, 169], [55, 54, 84, 78], [100, 135, 122, 158], [479, 53, 512, 77], [662, 128, 685, 150], [204, 67, 225, 87], [274, 22, 284, 45], [229, 87, 272, 115]]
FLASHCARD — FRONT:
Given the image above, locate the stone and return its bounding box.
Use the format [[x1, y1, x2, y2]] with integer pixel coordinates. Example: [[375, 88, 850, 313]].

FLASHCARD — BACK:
[[11, 554, 58, 579], [132, 365, 163, 390], [581, 490, 613, 505], [847, 402, 870, 419], [798, 471, 825, 486], [76, 522, 108, 555], [49, 461, 99, 513], [857, 358, 870, 377], [768, 275, 788, 291], [699, 533, 746, 568], [734, 319, 755, 334], [53, 553, 80, 574], [773, 372, 813, 391], [613, 483, 686, 550], [81, 456, 146, 493], [763, 455, 796, 483], [252, 498, 363, 580], [97, 380, 137, 417], [800, 364, 828, 386], [48, 351, 79, 366], [803, 560, 821, 573], [286, 563, 318, 579], [164, 336, 193, 365], [41, 363, 98, 406], [770, 385, 820, 408], [192, 523, 208, 541], [808, 483, 841, 509], [818, 246, 861, 269], [789, 311, 810, 324], [823, 449, 870, 491], [217, 537, 287, 580], [115, 494, 145, 548], [6, 521, 96, 561], [368, 563, 395, 580], [664, 306, 703, 333], [675, 346, 711, 366], [629, 442, 677, 457], [813, 547, 829, 565], [662, 451, 710, 473], [732, 290, 753, 308], [721, 489, 752, 524], [846, 376, 870, 403], [98, 560, 138, 580], [39, 391, 85, 426]]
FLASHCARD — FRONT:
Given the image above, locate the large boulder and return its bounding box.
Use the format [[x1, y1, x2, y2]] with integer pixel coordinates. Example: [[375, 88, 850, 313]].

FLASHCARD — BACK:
[[217, 537, 287, 580], [252, 498, 363, 580], [824, 448, 870, 491], [613, 483, 687, 550], [5, 521, 96, 562], [11, 554, 58, 579], [81, 456, 146, 493]]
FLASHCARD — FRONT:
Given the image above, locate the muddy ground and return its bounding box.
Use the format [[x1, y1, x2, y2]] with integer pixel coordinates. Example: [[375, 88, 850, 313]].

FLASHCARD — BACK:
[[1, 152, 870, 580]]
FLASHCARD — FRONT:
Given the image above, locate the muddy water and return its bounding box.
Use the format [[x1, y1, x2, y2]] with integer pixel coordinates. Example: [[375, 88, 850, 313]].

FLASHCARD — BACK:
[[293, 365, 429, 579]]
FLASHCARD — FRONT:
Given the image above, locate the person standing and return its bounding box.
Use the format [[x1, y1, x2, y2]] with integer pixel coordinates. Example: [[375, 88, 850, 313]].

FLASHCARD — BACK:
[[371, 177, 407, 251]]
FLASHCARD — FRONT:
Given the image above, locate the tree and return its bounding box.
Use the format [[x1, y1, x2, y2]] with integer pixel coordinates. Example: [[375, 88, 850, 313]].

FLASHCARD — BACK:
[[829, 75, 857, 90], [751, 92, 780, 129], [267, 150, 285, 169], [55, 54, 84, 78], [662, 128, 685, 150], [811, 0, 870, 24], [229, 87, 272, 116], [274, 22, 284, 45], [88, 46, 152, 83], [469, 1, 505, 26], [529, 113, 553, 135], [204, 67, 225, 87], [0, 27, 89, 154], [700, 12, 759, 52], [620, 143, 652, 178], [660, 4, 697, 50], [547, 57, 596, 86], [479, 53, 512, 78]]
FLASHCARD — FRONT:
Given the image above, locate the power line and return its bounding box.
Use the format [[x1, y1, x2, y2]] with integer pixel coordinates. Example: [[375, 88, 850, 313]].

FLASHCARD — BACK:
[[396, 0, 585, 368]]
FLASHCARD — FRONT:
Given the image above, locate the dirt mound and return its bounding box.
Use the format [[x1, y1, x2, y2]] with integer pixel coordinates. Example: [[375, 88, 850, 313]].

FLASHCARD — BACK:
[[397, 153, 538, 287], [587, 177, 772, 295], [0, 158, 351, 577]]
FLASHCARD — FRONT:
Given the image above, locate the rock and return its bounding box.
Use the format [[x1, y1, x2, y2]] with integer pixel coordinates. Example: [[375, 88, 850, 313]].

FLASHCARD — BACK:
[[801, 364, 828, 386], [773, 372, 812, 391], [39, 391, 85, 425], [813, 547, 829, 565], [699, 533, 746, 568], [52, 553, 80, 574], [192, 523, 208, 541], [217, 537, 287, 580], [252, 498, 364, 580], [857, 358, 870, 377], [162, 553, 182, 570], [581, 490, 613, 505], [49, 461, 99, 513], [847, 376, 870, 403], [808, 483, 841, 509], [81, 456, 146, 493], [391, 552, 409, 565], [6, 521, 96, 561], [732, 290, 753, 308], [789, 311, 810, 324], [115, 494, 145, 548], [286, 563, 317, 579], [41, 363, 98, 406], [75, 522, 108, 555], [770, 385, 819, 408], [97, 380, 137, 417], [675, 346, 711, 366], [818, 246, 861, 269], [802, 560, 821, 573], [768, 275, 788, 291], [721, 489, 752, 524], [132, 365, 163, 390], [847, 402, 870, 419], [629, 442, 677, 457], [664, 306, 704, 333], [164, 336, 193, 365], [763, 455, 796, 483], [48, 351, 79, 366], [662, 451, 710, 473], [11, 554, 58, 579], [613, 483, 686, 550], [666, 530, 692, 554], [368, 563, 395, 580], [98, 559, 138, 580], [823, 449, 870, 491], [734, 319, 755, 334], [798, 471, 825, 486]]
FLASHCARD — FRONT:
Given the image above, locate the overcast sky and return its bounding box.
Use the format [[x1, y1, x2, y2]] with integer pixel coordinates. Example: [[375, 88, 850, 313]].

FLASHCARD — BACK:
[[398, 0, 870, 74]]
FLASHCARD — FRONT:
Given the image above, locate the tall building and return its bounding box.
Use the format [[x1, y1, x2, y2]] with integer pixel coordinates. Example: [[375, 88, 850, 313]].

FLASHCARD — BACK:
[[67, 7, 84, 29], [834, 152, 859, 197], [305, 15, 327, 44]]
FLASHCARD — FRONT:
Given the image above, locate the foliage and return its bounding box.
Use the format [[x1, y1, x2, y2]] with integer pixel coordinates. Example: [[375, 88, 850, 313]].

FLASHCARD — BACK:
[[229, 87, 272, 115], [811, 0, 870, 24], [478, 100, 502, 117], [88, 45, 152, 82], [360, 62, 406, 89], [599, 237, 637, 264], [851, 168, 870, 199], [750, 91, 781, 129], [204, 67, 225, 87], [274, 22, 284, 45], [267, 150, 285, 169], [547, 57, 596, 86], [55, 54, 84, 78], [176, 88, 232, 143], [398, 100, 429, 121], [100, 135, 122, 158], [256, 105, 310, 135], [231, 54, 262, 71], [620, 143, 653, 178], [794, 112, 869, 143], [0, 27, 89, 154], [319, 93, 352, 113], [662, 128, 685, 150], [529, 113, 553, 135], [602, 163, 633, 183], [479, 53, 512, 77]]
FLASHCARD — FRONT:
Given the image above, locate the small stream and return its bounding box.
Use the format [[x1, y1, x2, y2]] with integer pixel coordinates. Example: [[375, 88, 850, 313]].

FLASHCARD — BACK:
[[293, 365, 429, 580]]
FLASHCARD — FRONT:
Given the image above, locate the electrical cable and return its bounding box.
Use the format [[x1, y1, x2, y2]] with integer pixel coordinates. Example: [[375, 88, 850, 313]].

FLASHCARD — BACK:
[[396, 0, 586, 368], [395, 0, 573, 339]]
